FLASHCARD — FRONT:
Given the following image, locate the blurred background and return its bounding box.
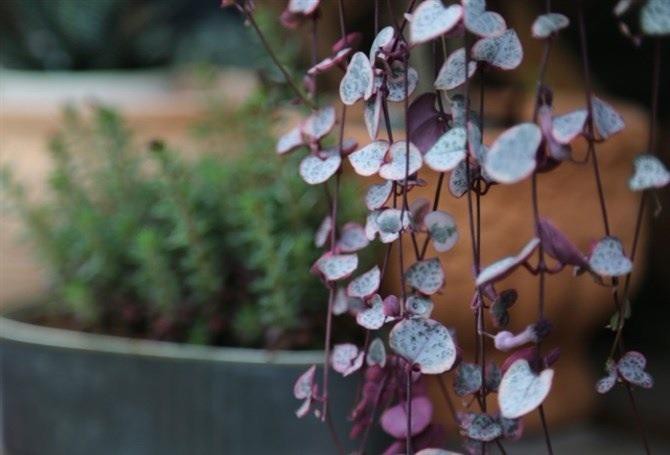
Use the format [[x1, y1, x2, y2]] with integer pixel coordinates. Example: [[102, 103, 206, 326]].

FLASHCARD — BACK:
[[0, 0, 668, 454]]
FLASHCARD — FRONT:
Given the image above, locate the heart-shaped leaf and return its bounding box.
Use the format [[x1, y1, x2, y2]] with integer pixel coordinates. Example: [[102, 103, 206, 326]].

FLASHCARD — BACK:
[[537, 218, 588, 268], [434, 47, 477, 91], [406, 294, 434, 318], [365, 180, 394, 210], [596, 362, 617, 394], [337, 222, 369, 253], [347, 266, 381, 298], [588, 236, 632, 277], [364, 95, 383, 140], [461, 413, 503, 442], [288, 0, 320, 15], [381, 396, 433, 438], [641, 0, 670, 36], [484, 123, 542, 184], [490, 289, 517, 328], [340, 52, 374, 105], [424, 127, 467, 172], [315, 215, 332, 248], [390, 318, 456, 374], [315, 252, 358, 281], [302, 105, 336, 141], [299, 149, 341, 185], [409, 0, 463, 45], [476, 238, 540, 286], [591, 96, 625, 139], [294, 364, 316, 399], [369, 26, 395, 61], [365, 210, 381, 241], [410, 197, 431, 229], [472, 29, 523, 70], [454, 363, 483, 397], [277, 126, 304, 155], [348, 140, 390, 176], [498, 359, 554, 419], [617, 351, 654, 388], [385, 62, 419, 102], [377, 208, 411, 235], [425, 210, 458, 252], [551, 109, 587, 144], [367, 337, 387, 367], [406, 258, 445, 295], [629, 153, 670, 191], [379, 141, 423, 181], [499, 415, 524, 441], [333, 286, 349, 315], [356, 294, 387, 330], [463, 0, 506, 38], [449, 159, 476, 198], [531, 13, 570, 39], [331, 343, 364, 376]]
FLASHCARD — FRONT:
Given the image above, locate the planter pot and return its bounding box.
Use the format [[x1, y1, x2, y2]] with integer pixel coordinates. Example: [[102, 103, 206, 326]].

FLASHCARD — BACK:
[[0, 305, 383, 455]]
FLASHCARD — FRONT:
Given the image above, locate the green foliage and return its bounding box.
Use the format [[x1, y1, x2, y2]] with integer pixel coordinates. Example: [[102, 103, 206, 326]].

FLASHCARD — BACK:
[[1, 94, 365, 348]]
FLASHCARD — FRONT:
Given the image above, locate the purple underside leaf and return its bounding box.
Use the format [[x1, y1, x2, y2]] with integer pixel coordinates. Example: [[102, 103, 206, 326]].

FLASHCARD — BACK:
[[332, 31, 363, 53], [424, 210, 458, 252], [629, 154, 670, 191], [405, 257, 445, 295], [389, 318, 457, 374], [347, 266, 381, 298], [381, 396, 433, 439], [463, 0, 507, 38], [588, 236, 632, 277], [476, 238, 540, 286], [531, 13, 570, 39], [337, 222, 369, 253], [472, 29, 523, 70], [409, 0, 463, 45], [348, 140, 389, 176], [379, 141, 423, 180], [537, 218, 588, 268], [498, 359, 554, 419], [484, 123, 542, 184], [408, 92, 439, 133], [340, 52, 374, 105]]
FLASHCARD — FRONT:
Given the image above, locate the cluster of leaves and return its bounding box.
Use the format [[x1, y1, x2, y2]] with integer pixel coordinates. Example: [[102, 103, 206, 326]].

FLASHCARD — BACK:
[[234, 0, 668, 453], [1, 92, 364, 349]]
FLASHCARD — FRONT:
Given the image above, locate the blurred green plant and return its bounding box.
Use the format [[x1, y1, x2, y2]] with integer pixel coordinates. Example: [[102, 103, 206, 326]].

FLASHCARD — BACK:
[[1, 93, 366, 349]]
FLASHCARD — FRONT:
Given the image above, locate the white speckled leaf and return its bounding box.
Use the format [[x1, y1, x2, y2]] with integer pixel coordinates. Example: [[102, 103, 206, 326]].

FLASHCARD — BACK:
[[409, 0, 463, 45], [288, 0, 320, 14], [484, 123, 541, 184], [302, 105, 336, 141], [434, 48, 477, 90], [364, 95, 382, 140], [376, 208, 411, 236], [406, 294, 434, 318], [389, 318, 457, 374], [369, 26, 395, 61], [448, 160, 475, 198], [347, 266, 381, 298], [348, 140, 390, 177], [405, 258, 445, 295], [314, 215, 332, 248], [293, 364, 316, 399], [454, 363, 482, 397], [531, 13, 570, 38], [356, 294, 386, 330], [299, 149, 341, 185], [588, 236, 632, 277], [591, 96, 625, 139], [331, 343, 364, 376], [365, 180, 394, 210], [424, 127, 467, 172], [425, 211, 458, 252], [472, 29, 523, 70], [617, 351, 654, 388], [337, 222, 369, 253], [552, 109, 587, 144], [340, 52, 374, 105], [476, 238, 540, 286], [641, 0, 670, 36], [277, 126, 304, 155], [333, 286, 349, 315], [367, 337, 387, 367], [316, 253, 358, 281], [379, 141, 423, 181], [463, 0, 506, 38], [628, 154, 670, 191], [385, 62, 419, 102], [365, 210, 381, 241], [499, 359, 554, 419]]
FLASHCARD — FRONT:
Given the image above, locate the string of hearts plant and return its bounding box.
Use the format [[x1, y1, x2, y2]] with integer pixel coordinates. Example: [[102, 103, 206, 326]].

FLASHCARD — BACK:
[[224, 0, 668, 453]]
